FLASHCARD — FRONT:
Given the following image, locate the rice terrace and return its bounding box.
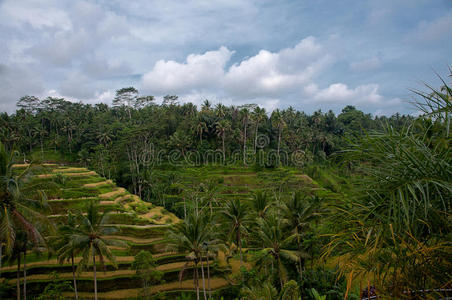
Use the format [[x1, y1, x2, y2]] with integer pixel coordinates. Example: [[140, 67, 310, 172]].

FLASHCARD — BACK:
[[0, 0, 451, 299]]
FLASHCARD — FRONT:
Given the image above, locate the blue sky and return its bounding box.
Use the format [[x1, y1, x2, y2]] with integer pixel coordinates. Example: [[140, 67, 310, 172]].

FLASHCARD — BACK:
[[0, 0, 451, 115]]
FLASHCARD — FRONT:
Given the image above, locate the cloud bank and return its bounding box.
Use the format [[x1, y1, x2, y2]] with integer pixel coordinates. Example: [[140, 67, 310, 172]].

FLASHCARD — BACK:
[[141, 37, 395, 111]]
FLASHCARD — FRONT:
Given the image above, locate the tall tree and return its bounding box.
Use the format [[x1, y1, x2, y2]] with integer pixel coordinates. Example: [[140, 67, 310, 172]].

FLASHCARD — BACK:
[[255, 214, 302, 289], [0, 143, 51, 269], [221, 198, 248, 265], [239, 107, 252, 165], [113, 87, 138, 119], [167, 210, 214, 300], [72, 200, 121, 300], [271, 109, 286, 165], [251, 107, 266, 153], [51, 211, 80, 299], [215, 120, 231, 164]]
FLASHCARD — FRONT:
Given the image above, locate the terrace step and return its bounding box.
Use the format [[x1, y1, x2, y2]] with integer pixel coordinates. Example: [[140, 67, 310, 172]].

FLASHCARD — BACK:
[[37, 171, 97, 178], [103, 235, 162, 244], [62, 277, 229, 299], [9, 261, 213, 284], [83, 179, 113, 188]]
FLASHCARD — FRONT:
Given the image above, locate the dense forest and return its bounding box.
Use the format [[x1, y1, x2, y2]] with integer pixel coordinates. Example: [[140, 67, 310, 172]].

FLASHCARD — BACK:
[[0, 71, 450, 299], [1, 89, 414, 200]]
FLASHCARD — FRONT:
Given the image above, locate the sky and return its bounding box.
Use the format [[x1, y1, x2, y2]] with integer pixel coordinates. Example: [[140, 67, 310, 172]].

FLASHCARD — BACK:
[[0, 0, 451, 115]]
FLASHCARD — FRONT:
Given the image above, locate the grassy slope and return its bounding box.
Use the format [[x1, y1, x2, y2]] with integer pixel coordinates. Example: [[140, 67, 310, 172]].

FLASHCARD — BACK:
[[3, 164, 199, 299]]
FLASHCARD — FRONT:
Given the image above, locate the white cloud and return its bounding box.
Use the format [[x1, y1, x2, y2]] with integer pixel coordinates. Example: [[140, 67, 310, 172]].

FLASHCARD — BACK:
[[140, 37, 392, 110], [223, 37, 332, 98], [96, 90, 115, 104], [141, 37, 332, 100], [304, 83, 384, 104], [142, 46, 234, 94]]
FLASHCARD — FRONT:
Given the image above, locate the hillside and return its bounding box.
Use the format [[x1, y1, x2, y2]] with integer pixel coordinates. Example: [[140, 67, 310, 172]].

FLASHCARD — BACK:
[[2, 164, 230, 299]]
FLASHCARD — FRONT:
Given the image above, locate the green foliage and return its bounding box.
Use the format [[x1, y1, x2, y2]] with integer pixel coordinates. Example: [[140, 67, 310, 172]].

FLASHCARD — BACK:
[[310, 288, 326, 300], [54, 173, 68, 186], [36, 272, 73, 300], [132, 250, 164, 282]]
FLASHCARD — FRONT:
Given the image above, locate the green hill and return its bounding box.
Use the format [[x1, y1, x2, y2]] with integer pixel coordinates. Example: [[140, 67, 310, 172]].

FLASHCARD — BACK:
[[2, 164, 229, 299]]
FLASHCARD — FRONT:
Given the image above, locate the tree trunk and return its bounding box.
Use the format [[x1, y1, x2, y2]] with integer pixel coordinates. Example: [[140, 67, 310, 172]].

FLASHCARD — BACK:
[[195, 262, 200, 300], [93, 247, 97, 300], [254, 122, 259, 153], [243, 122, 247, 165], [23, 252, 26, 300], [206, 254, 211, 299], [200, 258, 207, 300], [222, 133, 226, 165], [237, 228, 243, 265], [277, 127, 282, 165], [72, 253, 78, 299], [16, 254, 20, 300]]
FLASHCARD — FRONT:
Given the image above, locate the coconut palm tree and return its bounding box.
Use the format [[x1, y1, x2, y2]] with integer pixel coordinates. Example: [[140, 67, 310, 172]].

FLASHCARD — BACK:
[[200, 179, 218, 216], [215, 120, 231, 164], [271, 109, 286, 165], [239, 107, 251, 165], [221, 198, 249, 265], [251, 107, 267, 153], [0, 143, 51, 275], [50, 211, 80, 299], [196, 120, 208, 144], [166, 210, 214, 300], [215, 103, 227, 119], [249, 190, 270, 219], [71, 200, 121, 300], [280, 192, 319, 284], [255, 213, 303, 289]]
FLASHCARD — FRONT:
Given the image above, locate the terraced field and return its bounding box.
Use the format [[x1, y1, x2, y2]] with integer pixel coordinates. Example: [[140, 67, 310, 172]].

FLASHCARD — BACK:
[[2, 164, 229, 299], [153, 165, 340, 217]]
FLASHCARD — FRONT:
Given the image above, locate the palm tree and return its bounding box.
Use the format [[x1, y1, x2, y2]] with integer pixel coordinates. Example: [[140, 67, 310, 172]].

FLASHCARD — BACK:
[[0, 143, 51, 275], [201, 100, 212, 112], [215, 120, 231, 164], [167, 210, 214, 300], [271, 109, 286, 165], [96, 128, 113, 147], [32, 125, 47, 157], [72, 200, 120, 300], [251, 107, 266, 153], [9, 231, 27, 300], [241, 280, 278, 299], [200, 179, 218, 216], [249, 190, 270, 219], [255, 213, 302, 289], [280, 192, 319, 285], [50, 211, 79, 299], [221, 198, 248, 265], [169, 131, 191, 157], [326, 73, 452, 297], [196, 120, 208, 144], [239, 108, 250, 165], [215, 103, 227, 119]]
